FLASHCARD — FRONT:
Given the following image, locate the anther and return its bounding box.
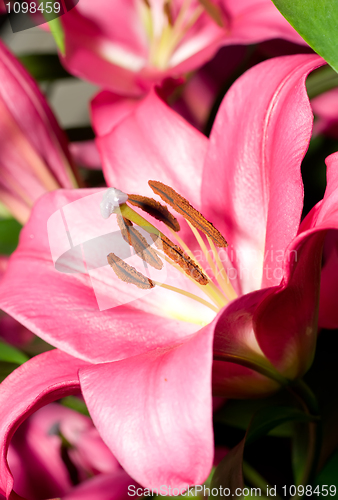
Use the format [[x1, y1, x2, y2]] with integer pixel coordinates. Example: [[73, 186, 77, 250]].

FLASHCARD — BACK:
[[100, 188, 128, 219], [107, 253, 155, 289], [117, 215, 163, 271], [128, 194, 180, 232], [148, 180, 228, 247], [151, 233, 208, 285]]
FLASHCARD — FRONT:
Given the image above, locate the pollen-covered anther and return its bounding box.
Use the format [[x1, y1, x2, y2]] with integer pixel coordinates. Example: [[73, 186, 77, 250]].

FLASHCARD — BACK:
[[117, 215, 163, 270], [148, 180, 228, 247], [128, 194, 180, 232], [107, 253, 155, 290], [151, 233, 208, 285]]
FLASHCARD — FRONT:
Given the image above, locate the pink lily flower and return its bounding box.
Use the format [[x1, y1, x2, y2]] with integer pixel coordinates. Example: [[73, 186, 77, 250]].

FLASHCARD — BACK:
[[4, 401, 138, 500], [0, 40, 78, 224], [60, 0, 304, 96], [0, 54, 336, 494]]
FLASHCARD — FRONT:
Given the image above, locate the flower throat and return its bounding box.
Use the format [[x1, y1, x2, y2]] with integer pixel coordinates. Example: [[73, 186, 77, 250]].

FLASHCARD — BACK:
[[101, 181, 237, 313]]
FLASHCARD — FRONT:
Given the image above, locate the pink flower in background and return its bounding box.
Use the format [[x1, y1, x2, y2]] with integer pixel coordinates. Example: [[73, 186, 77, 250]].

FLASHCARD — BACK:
[[0, 40, 78, 223], [2, 400, 137, 500], [1, 54, 336, 495], [60, 0, 305, 96], [312, 88, 338, 139]]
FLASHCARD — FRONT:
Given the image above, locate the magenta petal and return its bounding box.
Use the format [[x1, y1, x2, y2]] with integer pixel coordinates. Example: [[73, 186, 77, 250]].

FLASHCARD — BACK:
[[0, 349, 89, 498], [202, 54, 323, 296], [79, 327, 214, 489]]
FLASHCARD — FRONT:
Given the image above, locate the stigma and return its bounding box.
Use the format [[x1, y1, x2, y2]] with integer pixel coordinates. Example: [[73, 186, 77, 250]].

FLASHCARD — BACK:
[[100, 188, 129, 219]]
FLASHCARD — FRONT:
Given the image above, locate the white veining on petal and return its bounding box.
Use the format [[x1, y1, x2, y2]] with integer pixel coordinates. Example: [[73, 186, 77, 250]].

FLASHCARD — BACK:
[[100, 188, 128, 219]]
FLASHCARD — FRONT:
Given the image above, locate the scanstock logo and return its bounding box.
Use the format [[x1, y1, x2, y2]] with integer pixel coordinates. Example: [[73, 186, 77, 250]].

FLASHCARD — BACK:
[[2, 0, 79, 33]]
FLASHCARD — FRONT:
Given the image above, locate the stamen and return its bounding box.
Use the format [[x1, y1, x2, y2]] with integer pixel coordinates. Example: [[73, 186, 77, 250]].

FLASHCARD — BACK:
[[128, 194, 180, 231], [206, 236, 237, 300], [117, 215, 163, 271], [186, 221, 235, 302], [150, 233, 209, 285], [122, 216, 133, 226], [148, 180, 228, 247], [107, 253, 154, 289], [164, 0, 173, 25], [152, 280, 219, 313], [153, 247, 225, 309], [187, 221, 218, 278], [118, 202, 226, 305]]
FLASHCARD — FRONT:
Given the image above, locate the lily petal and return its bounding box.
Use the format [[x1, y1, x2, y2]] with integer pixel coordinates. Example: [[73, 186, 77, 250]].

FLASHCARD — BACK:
[[254, 152, 338, 377], [79, 327, 213, 489], [202, 54, 324, 296]]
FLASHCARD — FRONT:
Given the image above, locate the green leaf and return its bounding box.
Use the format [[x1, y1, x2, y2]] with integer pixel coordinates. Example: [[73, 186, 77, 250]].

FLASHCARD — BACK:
[[19, 54, 71, 82], [271, 0, 338, 73], [61, 396, 90, 416], [0, 340, 29, 365], [0, 361, 22, 382], [211, 406, 316, 497], [0, 218, 22, 255], [315, 449, 338, 491]]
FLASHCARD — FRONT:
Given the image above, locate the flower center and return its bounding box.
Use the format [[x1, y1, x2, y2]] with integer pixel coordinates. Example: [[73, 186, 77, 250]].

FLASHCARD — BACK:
[[101, 182, 237, 319], [139, 0, 224, 70]]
